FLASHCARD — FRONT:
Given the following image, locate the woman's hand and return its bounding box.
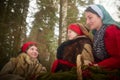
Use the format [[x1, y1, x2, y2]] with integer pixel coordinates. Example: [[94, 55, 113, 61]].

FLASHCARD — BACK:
[[93, 64, 98, 66]]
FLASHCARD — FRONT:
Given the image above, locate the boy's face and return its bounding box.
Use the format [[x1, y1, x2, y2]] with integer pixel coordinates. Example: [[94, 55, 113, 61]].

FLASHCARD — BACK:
[[67, 29, 78, 40]]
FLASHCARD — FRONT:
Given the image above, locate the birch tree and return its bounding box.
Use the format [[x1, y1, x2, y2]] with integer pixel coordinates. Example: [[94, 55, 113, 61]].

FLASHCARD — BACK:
[[58, 0, 68, 45]]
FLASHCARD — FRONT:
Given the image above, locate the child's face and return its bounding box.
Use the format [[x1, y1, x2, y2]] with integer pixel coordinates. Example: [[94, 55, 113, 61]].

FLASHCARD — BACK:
[[67, 29, 78, 40], [26, 45, 39, 59]]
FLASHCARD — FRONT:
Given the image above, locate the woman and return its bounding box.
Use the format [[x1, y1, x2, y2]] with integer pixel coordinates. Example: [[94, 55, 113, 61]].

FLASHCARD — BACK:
[[51, 23, 94, 72], [85, 4, 120, 69], [0, 41, 47, 80], [84, 4, 120, 79]]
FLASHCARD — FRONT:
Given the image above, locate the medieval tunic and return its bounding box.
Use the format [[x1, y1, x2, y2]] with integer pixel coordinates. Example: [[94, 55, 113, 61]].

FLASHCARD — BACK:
[[52, 36, 94, 72]]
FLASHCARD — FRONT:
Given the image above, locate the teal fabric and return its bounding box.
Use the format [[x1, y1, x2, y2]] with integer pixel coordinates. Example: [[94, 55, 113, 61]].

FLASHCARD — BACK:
[[97, 4, 120, 28]]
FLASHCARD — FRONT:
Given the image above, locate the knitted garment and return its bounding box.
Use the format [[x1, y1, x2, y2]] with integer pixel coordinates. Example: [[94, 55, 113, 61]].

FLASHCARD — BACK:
[[93, 25, 110, 62]]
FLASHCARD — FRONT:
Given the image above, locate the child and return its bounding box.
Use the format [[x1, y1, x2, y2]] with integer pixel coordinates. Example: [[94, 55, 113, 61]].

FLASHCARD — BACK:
[[51, 23, 94, 72], [0, 41, 47, 80]]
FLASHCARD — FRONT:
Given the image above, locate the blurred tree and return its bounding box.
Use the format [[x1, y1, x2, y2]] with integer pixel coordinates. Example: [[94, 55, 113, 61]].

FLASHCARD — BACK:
[[27, 0, 58, 70], [0, 0, 29, 70], [58, 0, 68, 45], [67, 0, 94, 25]]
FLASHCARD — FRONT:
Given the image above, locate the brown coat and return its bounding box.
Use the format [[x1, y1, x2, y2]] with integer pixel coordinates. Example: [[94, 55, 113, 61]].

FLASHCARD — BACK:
[[0, 53, 47, 80], [76, 43, 94, 80], [57, 36, 94, 64], [55, 36, 94, 72]]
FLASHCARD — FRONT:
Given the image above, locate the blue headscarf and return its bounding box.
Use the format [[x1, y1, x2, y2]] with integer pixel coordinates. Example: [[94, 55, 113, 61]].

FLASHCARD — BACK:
[[90, 4, 120, 28]]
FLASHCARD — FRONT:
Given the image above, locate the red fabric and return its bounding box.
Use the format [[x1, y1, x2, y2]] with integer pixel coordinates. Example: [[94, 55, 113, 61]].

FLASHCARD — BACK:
[[21, 41, 37, 52], [82, 69, 91, 78], [51, 60, 59, 73], [51, 59, 76, 72], [68, 23, 84, 35], [98, 25, 120, 69]]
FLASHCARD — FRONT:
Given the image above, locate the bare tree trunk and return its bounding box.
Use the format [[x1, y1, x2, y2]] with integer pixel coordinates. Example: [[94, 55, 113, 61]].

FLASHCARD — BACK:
[[27, 26, 39, 42], [58, 0, 68, 45]]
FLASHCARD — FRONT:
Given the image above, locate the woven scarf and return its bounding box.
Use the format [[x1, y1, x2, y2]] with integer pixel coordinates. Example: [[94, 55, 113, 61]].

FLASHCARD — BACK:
[[93, 25, 110, 62]]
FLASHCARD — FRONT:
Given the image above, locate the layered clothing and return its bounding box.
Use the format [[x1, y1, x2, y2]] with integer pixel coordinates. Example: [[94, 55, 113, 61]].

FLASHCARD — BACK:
[[52, 36, 94, 72], [0, 53, 46, 80]]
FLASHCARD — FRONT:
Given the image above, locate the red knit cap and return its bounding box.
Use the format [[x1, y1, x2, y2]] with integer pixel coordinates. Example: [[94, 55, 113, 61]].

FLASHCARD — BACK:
[[68, 23, 84, 35], [21, 41, 37, 52]]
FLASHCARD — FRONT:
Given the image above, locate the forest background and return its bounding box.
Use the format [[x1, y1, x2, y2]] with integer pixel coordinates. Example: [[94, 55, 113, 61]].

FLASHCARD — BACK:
[[0, 0, 120, 71]]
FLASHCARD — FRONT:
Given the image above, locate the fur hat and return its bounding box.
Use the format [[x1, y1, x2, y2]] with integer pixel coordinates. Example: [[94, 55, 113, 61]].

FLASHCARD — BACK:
[[21, 41, 37, 52]]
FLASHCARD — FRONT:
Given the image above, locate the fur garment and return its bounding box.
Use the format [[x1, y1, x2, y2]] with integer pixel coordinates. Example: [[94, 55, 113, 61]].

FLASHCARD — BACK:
[[0, 53, 47, 80], [57, 36, 93, 64]]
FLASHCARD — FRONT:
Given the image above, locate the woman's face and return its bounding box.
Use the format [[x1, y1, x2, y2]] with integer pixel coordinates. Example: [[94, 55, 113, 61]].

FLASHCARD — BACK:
[[26, 45, 39, 59], [67, 29, 78, 40], [85, 11, 103, 30]]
